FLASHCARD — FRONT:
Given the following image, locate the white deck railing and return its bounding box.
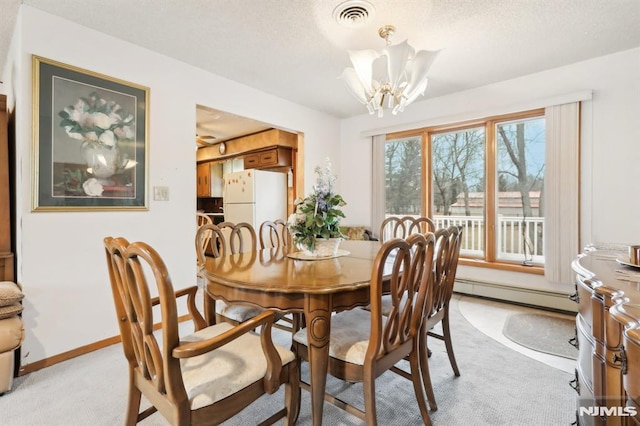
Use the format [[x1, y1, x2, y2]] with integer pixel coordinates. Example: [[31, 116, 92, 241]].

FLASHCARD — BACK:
[[383, 214, 545, 264]]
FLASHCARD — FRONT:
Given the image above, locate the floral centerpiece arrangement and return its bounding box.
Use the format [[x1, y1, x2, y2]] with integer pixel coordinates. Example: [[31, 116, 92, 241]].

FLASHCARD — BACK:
[[58, 91, 136, 195], [287, 159, 346, 256]]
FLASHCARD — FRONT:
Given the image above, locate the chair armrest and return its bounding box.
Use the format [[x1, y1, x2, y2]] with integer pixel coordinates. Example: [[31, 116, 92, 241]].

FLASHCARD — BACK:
[[150, 286, 207, 331], [172, 309, 283, 392], [173, 310, 277, 358]]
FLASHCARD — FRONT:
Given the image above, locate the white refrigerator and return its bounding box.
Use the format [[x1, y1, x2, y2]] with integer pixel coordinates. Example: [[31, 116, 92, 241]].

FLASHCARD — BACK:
[[223, 169, 288, 229]]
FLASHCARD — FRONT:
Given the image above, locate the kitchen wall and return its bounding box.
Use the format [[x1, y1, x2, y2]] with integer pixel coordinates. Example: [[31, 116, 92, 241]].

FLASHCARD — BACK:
[[4, 6, 341, 365]]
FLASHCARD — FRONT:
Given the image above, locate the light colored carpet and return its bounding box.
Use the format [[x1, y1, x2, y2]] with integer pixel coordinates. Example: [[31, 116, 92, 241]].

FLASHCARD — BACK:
[[0, 295, 575, 425], [503, 313, 577, 359]]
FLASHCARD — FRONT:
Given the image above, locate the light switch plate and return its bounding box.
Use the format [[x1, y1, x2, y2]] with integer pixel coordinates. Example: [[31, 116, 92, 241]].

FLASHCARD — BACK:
[[153, 186, 169, 201]]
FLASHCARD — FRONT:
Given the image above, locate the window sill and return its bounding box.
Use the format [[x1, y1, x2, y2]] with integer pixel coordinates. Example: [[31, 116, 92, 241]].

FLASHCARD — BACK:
[[459, 258, 544, 275]]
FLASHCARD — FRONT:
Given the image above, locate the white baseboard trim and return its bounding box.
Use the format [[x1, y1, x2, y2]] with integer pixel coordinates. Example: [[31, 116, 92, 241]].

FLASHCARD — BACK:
[[454, 279, 577, 313]]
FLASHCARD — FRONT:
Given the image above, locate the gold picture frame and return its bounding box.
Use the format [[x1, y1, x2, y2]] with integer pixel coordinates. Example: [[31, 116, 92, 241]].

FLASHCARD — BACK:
[[32, 56, 149, 211]]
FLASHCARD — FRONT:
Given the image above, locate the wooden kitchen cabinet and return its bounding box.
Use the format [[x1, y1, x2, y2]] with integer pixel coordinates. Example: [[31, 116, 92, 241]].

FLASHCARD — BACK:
[[197, 162, 223, 197], [197, 162, 211, 197], [196, 128, 297, 163], [244, 147, 292, 169]]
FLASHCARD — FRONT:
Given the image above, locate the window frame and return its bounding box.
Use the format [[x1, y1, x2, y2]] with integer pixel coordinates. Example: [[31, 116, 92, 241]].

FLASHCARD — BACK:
[[385, 108, 545, 275]]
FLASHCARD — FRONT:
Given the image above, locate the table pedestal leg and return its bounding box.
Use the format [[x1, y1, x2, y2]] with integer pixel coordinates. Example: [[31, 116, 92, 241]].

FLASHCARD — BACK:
[[203, 291, 216, 326], [305, 294, 331, 426]]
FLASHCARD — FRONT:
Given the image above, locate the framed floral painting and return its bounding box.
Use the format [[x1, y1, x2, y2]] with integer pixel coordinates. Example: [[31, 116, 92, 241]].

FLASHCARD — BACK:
[[32, 56, 149, 211]]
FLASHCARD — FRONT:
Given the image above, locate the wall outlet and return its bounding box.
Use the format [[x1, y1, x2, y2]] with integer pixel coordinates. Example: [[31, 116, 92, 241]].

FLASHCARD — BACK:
[[153, 186, 169, 201]]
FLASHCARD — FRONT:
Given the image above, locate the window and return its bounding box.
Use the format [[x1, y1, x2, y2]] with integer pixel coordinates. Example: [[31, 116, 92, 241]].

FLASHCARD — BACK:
[[380, 109, 546, 271], [431, 126, 485, 259], [495, 117, 545, 264], [384, 135, 423, 216]]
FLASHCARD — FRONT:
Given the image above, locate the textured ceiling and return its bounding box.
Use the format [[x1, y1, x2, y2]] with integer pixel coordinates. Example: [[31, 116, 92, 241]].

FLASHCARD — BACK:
[[1, 0, 640, 138]]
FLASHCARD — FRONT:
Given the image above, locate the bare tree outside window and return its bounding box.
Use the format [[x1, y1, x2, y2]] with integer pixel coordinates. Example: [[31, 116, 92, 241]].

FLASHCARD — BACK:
[[432, 128, 485, 257], [496, 117, 545, 263], [385, 136, 422, 216]]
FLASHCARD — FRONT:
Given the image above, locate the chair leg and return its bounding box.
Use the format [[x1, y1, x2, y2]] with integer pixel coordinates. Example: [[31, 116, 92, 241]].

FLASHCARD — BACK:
[[419, 331, 438, 412], [409, 348, 432, 426], [442, 310, 460, 377], [125, 371, 142, 426], [284, 362, 301, 425], [363, 372, 378, 426]]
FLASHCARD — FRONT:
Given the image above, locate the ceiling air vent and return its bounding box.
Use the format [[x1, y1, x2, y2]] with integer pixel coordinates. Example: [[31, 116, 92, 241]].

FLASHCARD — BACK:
[[333, 1, 375, 27]]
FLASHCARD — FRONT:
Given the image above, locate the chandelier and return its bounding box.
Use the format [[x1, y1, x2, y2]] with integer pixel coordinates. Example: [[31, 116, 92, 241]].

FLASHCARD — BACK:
[[340, 25, 439, 117]]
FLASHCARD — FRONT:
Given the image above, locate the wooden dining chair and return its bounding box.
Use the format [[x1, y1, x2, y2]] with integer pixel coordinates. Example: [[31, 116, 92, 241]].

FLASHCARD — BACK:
[[417, 225, 463, 411], [374, 215, 436, 314], [196, 212, 212, 227], [217, 221, 257, 254], [196, 223, 225, 267], [104, 236, 299, 425], [378, 225, 463, 412], [197, 222, 264, 326], [259, 219, 289, 249], [292, 233, 436, 425], [259, 219, 297, 332], [195, 212, 215, 279], [195, 220, 226, 326], [426, 225, 463, 371], [379, 216, 435, 242]]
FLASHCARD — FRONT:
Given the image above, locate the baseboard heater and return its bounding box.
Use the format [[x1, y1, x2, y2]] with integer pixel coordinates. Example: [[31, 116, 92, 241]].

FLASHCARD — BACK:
[[453, 278, 577, 314]]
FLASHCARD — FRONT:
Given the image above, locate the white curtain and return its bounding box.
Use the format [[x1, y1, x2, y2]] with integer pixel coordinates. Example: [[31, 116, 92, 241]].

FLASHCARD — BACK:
[[544, 102, 580, 284], [371, 135, 386, 239]]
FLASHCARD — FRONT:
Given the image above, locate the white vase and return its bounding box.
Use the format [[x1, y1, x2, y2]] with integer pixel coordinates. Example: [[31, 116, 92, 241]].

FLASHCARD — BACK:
[[301, 237, 342, 257], [80, 140, 123, 184]]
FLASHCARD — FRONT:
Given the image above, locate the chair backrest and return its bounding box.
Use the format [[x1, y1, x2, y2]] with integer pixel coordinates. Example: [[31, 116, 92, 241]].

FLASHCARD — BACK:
[[259, 219, 289, 249], [195, 223, 227, 268], [367, 233, 436, 365], [196, 213, 215, 265], [379, 216, 435, 242], [104, 237, 188, 405], [196, 212, 213, 227], [215, 221, 257, 254], [428, 225, 463, 319]]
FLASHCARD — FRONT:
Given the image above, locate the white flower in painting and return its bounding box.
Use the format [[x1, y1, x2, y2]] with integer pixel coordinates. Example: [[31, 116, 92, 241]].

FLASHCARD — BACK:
[[98, 130, 116, 147], [114, 125, 134, 140], [64, 126, 84, 140], [92, 112, 112, 129], [59, 91, 135, 148], [83, 131, 98, 142], [82, 178, 104, 196]]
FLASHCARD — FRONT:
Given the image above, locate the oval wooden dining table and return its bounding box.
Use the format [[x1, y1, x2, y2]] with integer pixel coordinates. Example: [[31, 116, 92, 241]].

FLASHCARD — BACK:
[[202, 240, 382, 426]]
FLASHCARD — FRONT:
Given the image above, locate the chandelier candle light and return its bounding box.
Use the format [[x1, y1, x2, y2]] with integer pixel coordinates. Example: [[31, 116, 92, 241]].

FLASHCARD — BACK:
[[340, 24, 439, 117]]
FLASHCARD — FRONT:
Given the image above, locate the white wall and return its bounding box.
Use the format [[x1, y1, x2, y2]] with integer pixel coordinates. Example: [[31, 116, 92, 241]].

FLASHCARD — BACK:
[[339, 47, 640, 293], [7, 6, 341, 365]]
